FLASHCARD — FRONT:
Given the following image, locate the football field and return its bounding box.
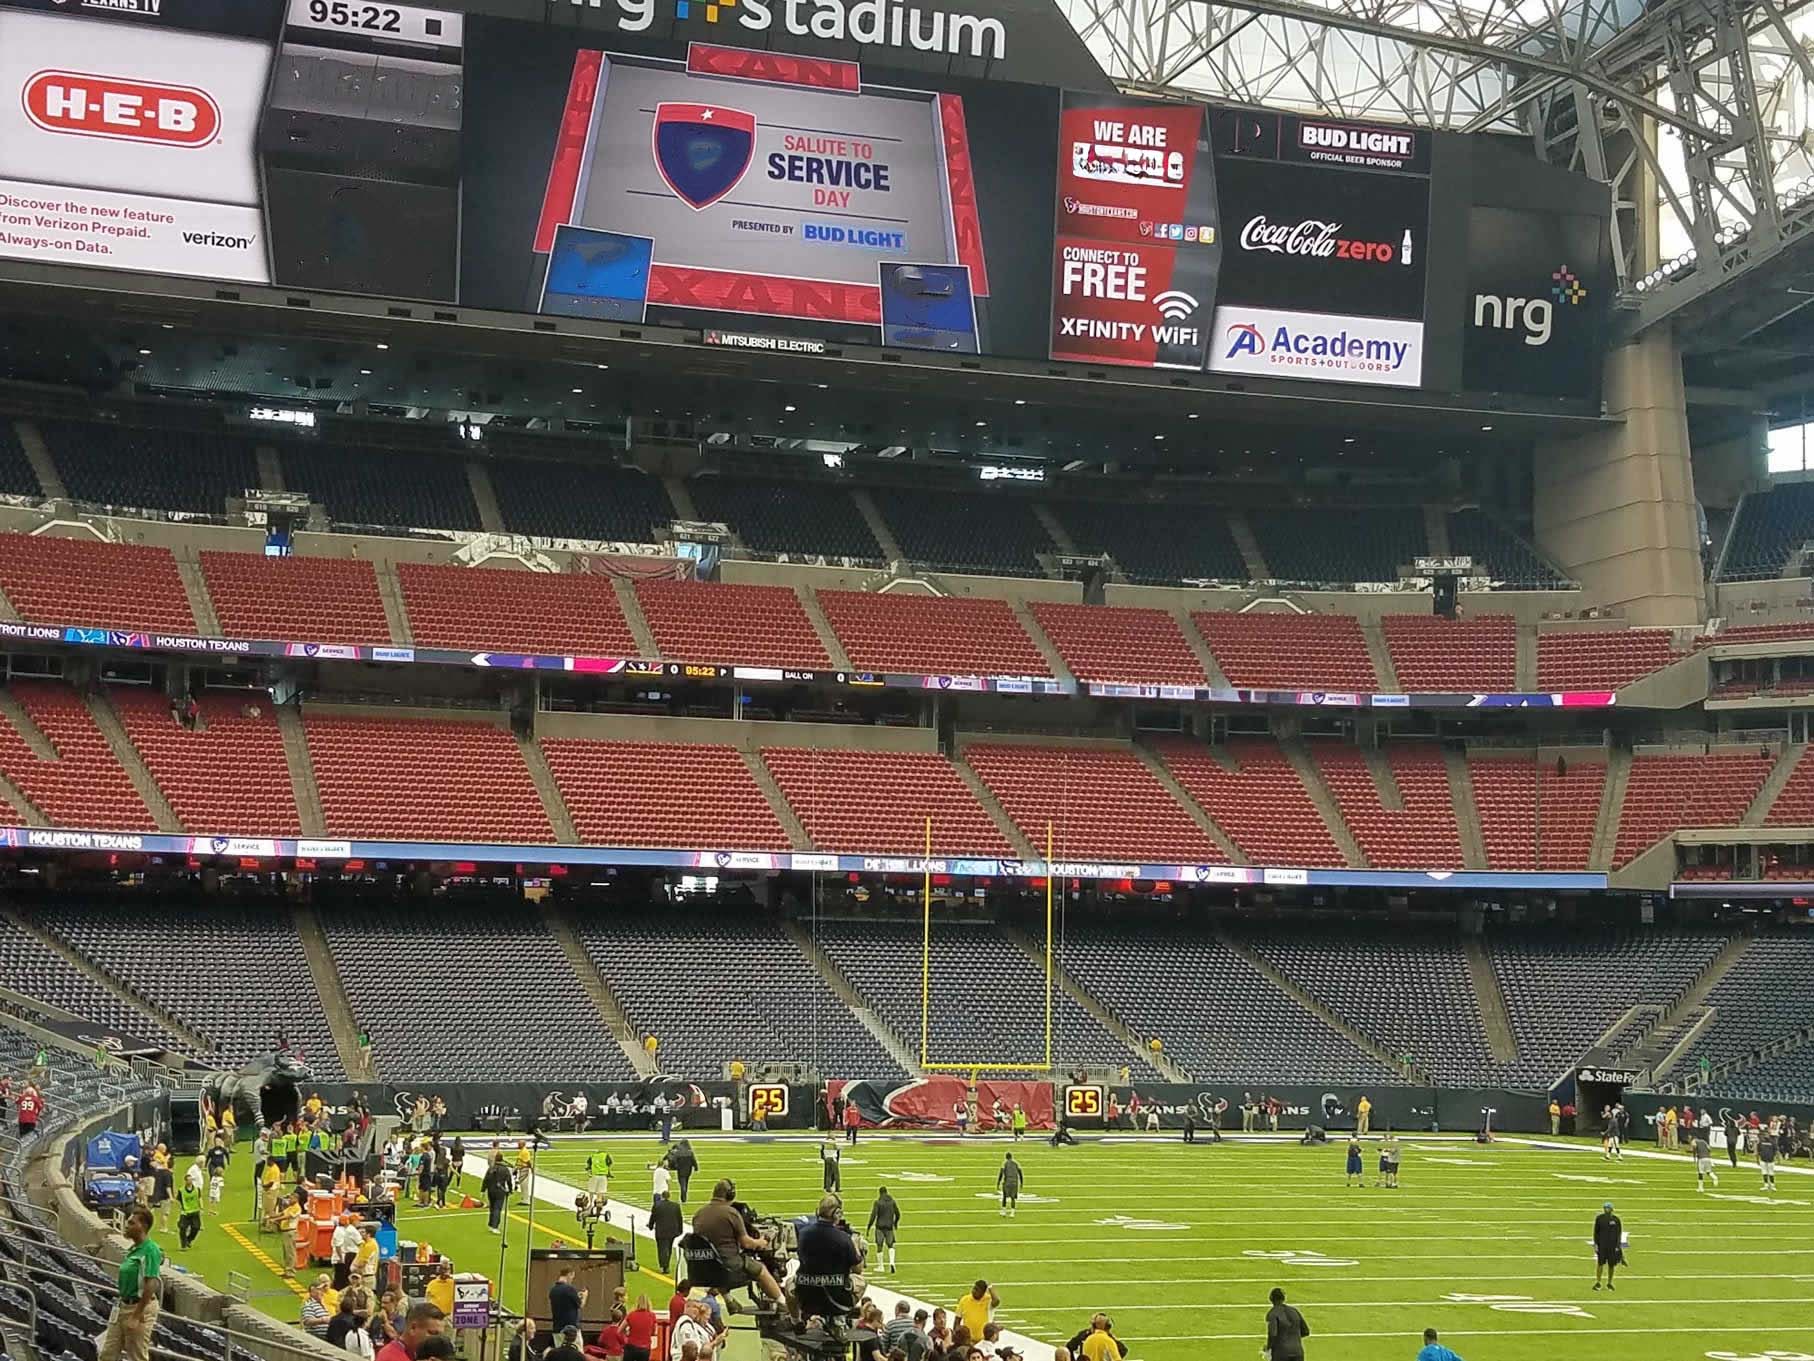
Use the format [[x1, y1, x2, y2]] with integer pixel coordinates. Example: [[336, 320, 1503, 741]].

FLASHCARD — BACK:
[[175, 1131, 1814, 1361]]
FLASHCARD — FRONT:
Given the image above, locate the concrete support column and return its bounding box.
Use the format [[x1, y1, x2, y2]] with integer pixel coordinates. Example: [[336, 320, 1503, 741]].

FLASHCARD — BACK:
[[1532, 328, 1704, 626]]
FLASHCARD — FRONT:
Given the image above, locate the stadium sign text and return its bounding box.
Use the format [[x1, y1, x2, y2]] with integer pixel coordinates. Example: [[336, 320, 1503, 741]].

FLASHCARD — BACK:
[[587, 0, 1007, 59]]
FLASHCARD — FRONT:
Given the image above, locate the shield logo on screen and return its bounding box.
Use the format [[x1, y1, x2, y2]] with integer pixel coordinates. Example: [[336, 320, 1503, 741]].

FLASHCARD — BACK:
[[652, 103, 756, 211]]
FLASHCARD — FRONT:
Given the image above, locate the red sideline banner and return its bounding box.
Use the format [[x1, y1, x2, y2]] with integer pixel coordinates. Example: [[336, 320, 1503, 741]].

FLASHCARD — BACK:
[[829, 1076, 1055, 1130]]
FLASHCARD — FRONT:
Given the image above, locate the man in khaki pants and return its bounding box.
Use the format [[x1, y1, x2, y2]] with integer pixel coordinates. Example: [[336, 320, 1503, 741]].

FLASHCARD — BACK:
[[99, 1205, 161, 1361]]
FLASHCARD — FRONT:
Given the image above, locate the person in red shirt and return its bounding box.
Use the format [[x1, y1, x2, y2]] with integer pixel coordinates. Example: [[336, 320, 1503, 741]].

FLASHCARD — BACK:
[[842, 1099, 861, 1146], [622, 1295, 658, 1361], [376, 1302, 445, 1361], [584, 1309, 627, 1360], [666, 1290, 686, 1328], [17, 1085, 42, 1138]]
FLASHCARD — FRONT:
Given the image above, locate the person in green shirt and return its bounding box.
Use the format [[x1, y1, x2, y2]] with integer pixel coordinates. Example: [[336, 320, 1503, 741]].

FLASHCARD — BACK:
[[1010, 1105, 1028, 1141], [177, 1169, 204, 1250], [100, 1205, 161, 1361]]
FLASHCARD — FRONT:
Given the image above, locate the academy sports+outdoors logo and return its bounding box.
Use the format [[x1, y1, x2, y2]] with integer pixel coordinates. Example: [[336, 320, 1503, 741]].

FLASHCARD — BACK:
[[23, 69, 220, 147], [1208, 304, 1423, 388]]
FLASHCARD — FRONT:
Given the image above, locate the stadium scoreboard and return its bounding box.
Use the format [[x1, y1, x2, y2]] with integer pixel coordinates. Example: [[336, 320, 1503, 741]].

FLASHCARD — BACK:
[[0, 0, 1612, 403]]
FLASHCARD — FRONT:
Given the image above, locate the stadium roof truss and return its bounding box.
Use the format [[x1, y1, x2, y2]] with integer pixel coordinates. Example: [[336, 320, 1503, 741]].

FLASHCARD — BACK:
[[1059, 0, 1814, 348]]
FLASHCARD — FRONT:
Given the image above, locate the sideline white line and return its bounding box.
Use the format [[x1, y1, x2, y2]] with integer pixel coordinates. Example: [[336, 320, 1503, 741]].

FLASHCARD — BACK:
[[462, 1148, 1061, 1361]]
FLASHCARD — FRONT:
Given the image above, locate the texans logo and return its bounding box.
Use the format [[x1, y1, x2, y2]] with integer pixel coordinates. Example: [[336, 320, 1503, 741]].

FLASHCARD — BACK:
[[652, 103, 756, 211]]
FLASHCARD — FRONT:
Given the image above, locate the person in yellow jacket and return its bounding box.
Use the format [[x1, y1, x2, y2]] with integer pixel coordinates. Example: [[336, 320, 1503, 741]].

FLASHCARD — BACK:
[[425, 1263, 455, 1318]]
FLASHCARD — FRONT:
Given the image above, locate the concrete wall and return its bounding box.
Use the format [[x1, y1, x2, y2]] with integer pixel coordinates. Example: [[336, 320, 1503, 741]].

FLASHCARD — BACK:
[[1533, 330, 1706, 626]]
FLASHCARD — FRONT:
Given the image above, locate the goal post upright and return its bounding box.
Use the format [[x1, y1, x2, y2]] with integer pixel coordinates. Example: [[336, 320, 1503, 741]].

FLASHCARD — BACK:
[[916, 816, 1058, 1076]]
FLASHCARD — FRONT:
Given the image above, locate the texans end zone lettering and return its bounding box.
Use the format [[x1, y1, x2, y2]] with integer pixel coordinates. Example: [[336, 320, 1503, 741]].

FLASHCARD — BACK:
[[1064, 1084, 1103, 1118], [749, 1083, 789, 1120]]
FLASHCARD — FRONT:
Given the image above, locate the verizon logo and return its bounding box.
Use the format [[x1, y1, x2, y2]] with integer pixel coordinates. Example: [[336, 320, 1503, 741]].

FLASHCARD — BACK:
[[22, 70, 220, 147]]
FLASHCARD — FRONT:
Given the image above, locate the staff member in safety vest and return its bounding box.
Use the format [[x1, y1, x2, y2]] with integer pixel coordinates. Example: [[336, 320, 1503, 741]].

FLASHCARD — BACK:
[[586, 1149, 613, 1202], [177, 1166, 205, 1250]]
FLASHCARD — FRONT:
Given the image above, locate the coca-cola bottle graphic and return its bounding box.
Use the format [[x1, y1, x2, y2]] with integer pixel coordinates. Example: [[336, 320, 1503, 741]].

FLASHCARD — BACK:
[[1400, 229, 1414, 266]]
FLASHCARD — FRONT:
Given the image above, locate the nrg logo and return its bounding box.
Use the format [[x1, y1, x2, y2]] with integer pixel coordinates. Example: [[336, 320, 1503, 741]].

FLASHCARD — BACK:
[[1472, 264, 1587, 348]]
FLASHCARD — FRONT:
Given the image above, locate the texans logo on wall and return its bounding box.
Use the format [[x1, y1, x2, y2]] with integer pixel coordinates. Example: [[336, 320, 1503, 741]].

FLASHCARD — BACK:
[[652, 103, 756, 211]]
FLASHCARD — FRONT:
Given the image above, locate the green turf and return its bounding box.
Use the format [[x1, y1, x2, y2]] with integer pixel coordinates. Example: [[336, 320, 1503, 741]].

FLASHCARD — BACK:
[[166, 1133, 1814, 1361]]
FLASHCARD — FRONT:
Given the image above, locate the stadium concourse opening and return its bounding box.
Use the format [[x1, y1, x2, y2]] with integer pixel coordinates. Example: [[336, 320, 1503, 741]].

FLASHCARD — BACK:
[[5, 1, 1814, 1360]]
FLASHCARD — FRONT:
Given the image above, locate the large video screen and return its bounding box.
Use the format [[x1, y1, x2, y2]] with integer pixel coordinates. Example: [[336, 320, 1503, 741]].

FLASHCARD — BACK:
[[0, 0, 1611, 402]]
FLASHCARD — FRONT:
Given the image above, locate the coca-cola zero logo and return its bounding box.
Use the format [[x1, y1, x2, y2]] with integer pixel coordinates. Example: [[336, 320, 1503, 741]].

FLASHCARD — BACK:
[[22, 70, 220, 147], [1239, 214, 1410, 265]]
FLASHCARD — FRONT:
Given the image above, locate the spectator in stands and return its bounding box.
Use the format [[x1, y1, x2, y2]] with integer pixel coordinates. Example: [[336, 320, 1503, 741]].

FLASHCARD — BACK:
[[866, 1185, 900, 1274], [327, 1295, 365, 1352], [880, 1303, 921, 1359], [692, 1178, 784, 1307], [507, 1317, 540, 1361], [98, 1205, 161, 1361], [1416, 1327, 1464, 1361], [303, 1277, 334, 1336], [550, 1268, 587, 1335], [622, 1296, 658, 1361], [1264, 1287, 1309, 1361], [547, 1326, 586, 1361], [426, 1263, 455, 1319], [669, 1300, 720, 1361], [484, 1153, 514, 1233], [1066, 1316, 1125, 1361], [650, 1191, 684, 1273]]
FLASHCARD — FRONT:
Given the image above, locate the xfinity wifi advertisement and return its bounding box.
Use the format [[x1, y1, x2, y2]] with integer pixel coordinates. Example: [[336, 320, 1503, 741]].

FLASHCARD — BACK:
[[0, 0, 1611, 401]]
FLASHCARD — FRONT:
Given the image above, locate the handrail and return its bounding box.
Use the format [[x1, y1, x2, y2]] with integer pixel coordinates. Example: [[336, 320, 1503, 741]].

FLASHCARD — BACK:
[[0, 1277, 37, 1344]]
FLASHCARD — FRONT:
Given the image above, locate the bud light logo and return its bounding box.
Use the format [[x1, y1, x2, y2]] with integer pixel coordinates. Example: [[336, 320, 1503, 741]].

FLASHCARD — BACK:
[[22, 70, 220, 148]]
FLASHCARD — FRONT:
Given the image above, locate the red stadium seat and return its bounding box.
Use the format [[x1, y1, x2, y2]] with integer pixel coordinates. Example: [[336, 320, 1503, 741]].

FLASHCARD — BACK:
[[817, 590, 1050, 677], [1149, 737, 1345, 865], [1615, 751, 1775, 865], [111, 686, 301, 837], [1536, 629, 1680, 689], [305, 714, 552, 842], [541, 738, 789, 849], [0, 681, 152, 829], [398, 561, 641, 655], [762, 747, 1012, 856], [1028, 602, 1207, 686], [201, 551, 390, 644], [1381, 614, 1517, 691], [1194, 611, 1377, 691], [1467, 756, 1604, 870], [634, 580, 830, 668], [1313, 744, 1462, 869], [0, 533, 194, 634], [962, 743, 1224, 863]]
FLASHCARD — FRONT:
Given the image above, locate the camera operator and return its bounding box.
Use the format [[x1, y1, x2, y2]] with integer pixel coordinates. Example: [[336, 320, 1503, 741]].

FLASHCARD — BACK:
[[794, 1195, 862, 1331], [691, 1179, 784, 1308]]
